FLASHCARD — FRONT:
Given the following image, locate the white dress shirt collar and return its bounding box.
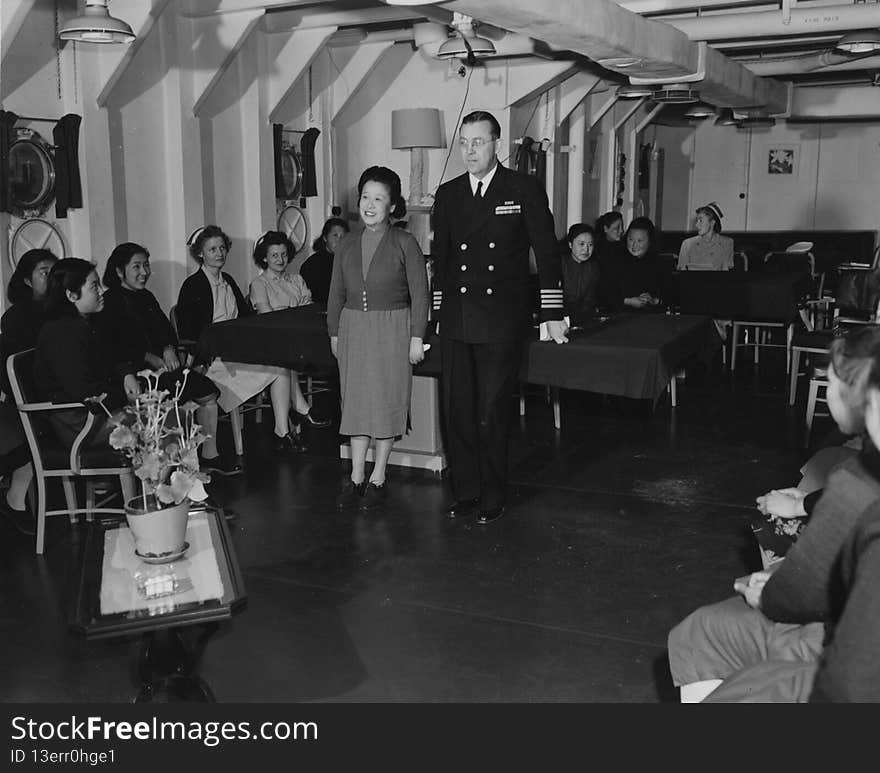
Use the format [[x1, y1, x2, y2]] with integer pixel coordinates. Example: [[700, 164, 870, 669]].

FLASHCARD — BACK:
[[469, 161, 498, 197]]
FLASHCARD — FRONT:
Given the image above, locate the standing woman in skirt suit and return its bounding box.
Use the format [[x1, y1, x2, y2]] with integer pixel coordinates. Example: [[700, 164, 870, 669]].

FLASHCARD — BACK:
[[327, 166, 429, 510]]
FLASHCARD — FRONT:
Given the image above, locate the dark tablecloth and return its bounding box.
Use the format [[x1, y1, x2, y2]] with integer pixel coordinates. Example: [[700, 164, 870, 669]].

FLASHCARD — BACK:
[[669, 272, 806, 322], [198, 307, 719, 400], [198, 306, 335, 371], [523, 313, 721, 400]]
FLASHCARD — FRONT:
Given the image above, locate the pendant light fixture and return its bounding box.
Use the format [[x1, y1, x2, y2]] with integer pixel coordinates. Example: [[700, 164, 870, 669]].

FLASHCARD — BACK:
[[58, 1, 135, 44]]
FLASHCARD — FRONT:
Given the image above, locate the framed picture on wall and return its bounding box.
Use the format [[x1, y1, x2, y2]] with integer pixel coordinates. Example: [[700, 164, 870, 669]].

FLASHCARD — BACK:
[[767, 145, 797, 175]]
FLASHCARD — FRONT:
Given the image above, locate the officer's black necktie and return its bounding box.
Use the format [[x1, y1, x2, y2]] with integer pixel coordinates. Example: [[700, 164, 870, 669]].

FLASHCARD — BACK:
[[474, 180, 483, 200]]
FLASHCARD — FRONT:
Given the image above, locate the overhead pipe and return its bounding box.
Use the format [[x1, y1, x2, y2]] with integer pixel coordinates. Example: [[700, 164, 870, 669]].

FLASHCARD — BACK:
[[743, 50, 880, 74], [665, 4, 880, 42], [620, 0, 784, 12]]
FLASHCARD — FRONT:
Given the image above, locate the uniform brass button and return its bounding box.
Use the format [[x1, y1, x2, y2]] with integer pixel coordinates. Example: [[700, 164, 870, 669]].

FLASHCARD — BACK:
[[489, 242, 495, 249], [488, 265, 494, 271], [460, 243, 468, 250], [461, 264, 467, 271], [486, 288, 493, 295], [460, 287, 467, 294]]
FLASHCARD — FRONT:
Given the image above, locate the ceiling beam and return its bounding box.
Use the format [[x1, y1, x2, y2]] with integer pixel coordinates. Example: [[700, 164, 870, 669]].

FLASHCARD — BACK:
[[330, 41, 395, 122], [507, 63, 581, 108], [267, 25, 338, 124], [0, 0, 37, 68], [263, 7, 437, 34], [557, 73, 603, 123], [96, 0, 173, 108], [180, 0, 323, 18], [192, 10, 263, 116]]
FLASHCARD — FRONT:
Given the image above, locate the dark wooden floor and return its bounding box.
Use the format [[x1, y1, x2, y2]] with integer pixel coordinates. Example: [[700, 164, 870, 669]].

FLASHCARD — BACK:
[[0, 348, 824, 702]]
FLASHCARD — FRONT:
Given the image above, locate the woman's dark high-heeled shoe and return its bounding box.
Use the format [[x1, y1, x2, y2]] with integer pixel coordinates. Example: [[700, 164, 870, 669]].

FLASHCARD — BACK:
[[293, 408, 332, 429], [272, 431, 309, 453]]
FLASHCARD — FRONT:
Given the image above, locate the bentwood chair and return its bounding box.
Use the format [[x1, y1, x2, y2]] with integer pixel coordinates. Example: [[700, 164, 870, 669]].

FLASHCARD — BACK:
[[7, 349, 135, 554], [169, 305, 261, 458]]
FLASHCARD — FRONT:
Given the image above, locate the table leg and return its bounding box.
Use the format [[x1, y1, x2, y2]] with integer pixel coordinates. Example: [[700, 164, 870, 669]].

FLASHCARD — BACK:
[[789, 349, 801, 406], [134, 622, 219, 703]]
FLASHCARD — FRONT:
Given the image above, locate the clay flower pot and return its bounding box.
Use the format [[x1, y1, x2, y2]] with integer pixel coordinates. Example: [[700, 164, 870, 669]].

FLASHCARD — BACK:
[[125, 495, 189, 562]]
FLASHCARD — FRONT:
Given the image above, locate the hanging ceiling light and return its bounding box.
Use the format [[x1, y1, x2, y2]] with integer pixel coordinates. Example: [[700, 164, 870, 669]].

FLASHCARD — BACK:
[[714, 108, 739, 126], [650, 84, 700, 104], [684, 102, 717, 118], [437, 13, 496, 60], [59, 0, 134, 44], [738, 110, 776, 128], [836, 29, 880, 54], [617, 84, 655, 99]]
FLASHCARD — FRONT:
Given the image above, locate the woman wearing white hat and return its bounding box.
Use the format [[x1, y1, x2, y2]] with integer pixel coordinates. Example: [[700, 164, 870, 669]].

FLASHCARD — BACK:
[[677, 202, 734, 272]]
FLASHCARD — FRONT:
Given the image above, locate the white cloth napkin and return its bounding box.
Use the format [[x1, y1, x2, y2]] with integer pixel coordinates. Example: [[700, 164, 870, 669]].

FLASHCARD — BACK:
[[539, 316, 570, 341]]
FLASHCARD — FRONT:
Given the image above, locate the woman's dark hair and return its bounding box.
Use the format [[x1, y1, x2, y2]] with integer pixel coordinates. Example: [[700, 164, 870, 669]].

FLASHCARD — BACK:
[[830, 327, 880, 415], [311, 217, 349, 253], [253, 230, 295, 270], [357, 166, 406, 220], [103, 242, 150, 289], [595, 211, 624, 245], [695, 205, 723, 234], [627, 216, 656, 240], [6, 248, 58, 304], [567, 223, 595, 245], [188, 225, 231, 264], [43, 258, 97, 319]]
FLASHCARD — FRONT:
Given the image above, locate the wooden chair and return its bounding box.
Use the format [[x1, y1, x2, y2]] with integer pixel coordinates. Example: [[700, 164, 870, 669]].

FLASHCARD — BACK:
[[168, 305, 263, 457], [804, 364, 830, 449], [6, 349, 135, 554]]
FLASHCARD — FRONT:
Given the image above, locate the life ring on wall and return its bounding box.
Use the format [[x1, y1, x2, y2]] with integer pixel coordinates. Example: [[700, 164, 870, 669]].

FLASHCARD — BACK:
[[9, 218, 67, 271], [277, 204, 310, 257], [8, 128, 56, 218]]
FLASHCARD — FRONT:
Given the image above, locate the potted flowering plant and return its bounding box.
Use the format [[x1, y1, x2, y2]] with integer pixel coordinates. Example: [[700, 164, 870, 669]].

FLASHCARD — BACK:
[[97, 369, 210, 560]]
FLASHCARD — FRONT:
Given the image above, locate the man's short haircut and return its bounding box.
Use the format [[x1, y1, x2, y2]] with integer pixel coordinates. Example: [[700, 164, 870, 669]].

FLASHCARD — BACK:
[[461, 111, 501, 140]]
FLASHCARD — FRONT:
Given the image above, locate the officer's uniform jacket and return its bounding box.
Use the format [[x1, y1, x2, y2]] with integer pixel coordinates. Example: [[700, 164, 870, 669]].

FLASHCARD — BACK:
[[431, 164, 563, 343]]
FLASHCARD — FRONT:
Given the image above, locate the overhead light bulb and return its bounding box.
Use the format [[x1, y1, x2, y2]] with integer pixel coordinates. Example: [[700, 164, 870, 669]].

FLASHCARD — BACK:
[[714, 108, 738, 126], [684, 102, 717, 118], [836, 29, 880, 54], [617, 84, 655, 99], [58, 0, 134, 44]]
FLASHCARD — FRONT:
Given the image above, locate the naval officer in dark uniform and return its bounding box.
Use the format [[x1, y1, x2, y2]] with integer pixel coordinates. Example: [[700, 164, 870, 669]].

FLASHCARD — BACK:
[[432, 110, 568, 525]]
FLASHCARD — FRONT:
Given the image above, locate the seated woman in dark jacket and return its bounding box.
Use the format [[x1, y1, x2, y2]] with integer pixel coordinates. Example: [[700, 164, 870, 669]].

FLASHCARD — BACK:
[[0, 248, 57, 533], [177, 225, 307, 454], [33, 258, 140, 450], [598, 216, 667, 312], [560, 223, 600, 325], [300, 217, 349, 307], [99, 242, 238, 476]]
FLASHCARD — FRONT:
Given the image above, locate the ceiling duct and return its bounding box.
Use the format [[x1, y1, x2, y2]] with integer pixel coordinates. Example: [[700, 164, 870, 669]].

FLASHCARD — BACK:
[[442, 0, 789, 112]]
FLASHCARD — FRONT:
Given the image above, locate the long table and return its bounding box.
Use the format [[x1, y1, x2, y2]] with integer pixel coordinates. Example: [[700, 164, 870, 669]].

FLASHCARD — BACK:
[[669, 271, 806, 322], [200, 308, 720, 449], [523, 313, 721, 402]]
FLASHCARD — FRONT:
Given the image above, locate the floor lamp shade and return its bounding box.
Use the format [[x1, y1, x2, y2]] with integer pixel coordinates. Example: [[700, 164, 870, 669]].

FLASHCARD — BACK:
[[392, 108, 445, 204]]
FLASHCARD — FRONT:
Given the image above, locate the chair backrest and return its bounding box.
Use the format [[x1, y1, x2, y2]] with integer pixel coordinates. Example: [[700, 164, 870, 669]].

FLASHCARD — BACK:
[[733, 251, 748, 272], [764, 251, 814, 278], [7, 348, 39, 407]]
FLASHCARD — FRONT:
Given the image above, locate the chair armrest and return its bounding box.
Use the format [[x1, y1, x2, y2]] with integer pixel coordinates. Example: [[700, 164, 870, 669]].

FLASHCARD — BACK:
[[18, 401, 90, 412], [69, 411, 98, 474]]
